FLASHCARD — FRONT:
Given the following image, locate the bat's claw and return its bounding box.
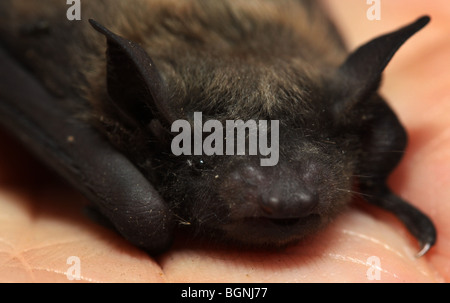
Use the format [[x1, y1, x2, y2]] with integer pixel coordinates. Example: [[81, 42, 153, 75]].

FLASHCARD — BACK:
[[360, 185, 436, 258], [416, 242, 432, 258]]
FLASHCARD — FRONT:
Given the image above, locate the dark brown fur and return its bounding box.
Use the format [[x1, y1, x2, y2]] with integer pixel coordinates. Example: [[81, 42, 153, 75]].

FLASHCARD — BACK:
[[0, 0, 346, 113]]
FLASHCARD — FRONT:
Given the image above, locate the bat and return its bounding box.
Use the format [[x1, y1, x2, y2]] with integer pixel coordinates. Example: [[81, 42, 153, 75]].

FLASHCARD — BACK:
[[0, 0, 436, 256]]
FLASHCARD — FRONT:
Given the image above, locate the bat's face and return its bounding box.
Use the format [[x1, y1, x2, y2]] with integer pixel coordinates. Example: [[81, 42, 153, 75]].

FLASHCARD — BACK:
[[157, 126, 357, 246]]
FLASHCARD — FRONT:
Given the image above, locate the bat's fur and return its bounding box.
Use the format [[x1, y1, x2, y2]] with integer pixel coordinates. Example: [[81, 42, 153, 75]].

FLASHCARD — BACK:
[[0, 0, 436, 250]]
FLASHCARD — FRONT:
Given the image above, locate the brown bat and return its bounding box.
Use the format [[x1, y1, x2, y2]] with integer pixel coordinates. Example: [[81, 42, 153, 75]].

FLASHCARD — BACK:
[[0, 0, 436, 255]]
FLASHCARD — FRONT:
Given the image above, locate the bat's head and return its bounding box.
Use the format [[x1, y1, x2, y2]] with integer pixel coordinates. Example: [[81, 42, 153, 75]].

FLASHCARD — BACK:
[[89, 16, 429, 247]]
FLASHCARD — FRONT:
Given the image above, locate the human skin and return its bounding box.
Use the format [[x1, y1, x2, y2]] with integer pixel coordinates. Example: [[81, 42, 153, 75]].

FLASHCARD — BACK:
[[0, 0, 449, 282]]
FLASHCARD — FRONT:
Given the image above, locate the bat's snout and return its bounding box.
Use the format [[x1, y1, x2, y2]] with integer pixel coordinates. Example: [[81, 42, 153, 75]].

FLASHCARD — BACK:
[[224, 163, 320, 221], [259, 187, 319, 220], [217, 163, 324, 245]]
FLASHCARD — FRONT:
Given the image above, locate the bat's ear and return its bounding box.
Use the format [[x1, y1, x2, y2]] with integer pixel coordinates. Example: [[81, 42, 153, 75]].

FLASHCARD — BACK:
[[89, 19, 175, 127], [332, 16, 430, 117]]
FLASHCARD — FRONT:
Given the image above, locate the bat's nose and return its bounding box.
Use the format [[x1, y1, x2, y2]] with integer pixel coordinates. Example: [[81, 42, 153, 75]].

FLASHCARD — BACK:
[[225, 163, 320, 221], [260, 187, 319, 219]]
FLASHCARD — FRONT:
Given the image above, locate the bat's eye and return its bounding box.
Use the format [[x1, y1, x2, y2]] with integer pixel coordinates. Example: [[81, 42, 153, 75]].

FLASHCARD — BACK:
[[187, 158, 210, 173], [194, 159, 206, 170]]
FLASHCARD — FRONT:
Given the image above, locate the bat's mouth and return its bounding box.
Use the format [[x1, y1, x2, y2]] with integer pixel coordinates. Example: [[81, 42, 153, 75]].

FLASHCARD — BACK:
[[268, 218, 301, 227], [220, 214, 322, 247], [242, 214, 319, 229]]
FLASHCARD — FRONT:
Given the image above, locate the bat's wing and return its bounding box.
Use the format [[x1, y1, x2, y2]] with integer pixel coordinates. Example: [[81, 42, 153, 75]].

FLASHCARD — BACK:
[[0, 47, 174, 254]]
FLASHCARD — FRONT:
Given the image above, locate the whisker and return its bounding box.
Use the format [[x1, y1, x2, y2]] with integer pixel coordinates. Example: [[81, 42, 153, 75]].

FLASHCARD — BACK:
[[336, 188, 374, 198], [370, 150, 405, 154], [173, 213, 192, 226], [350, 174, 374, 179]]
